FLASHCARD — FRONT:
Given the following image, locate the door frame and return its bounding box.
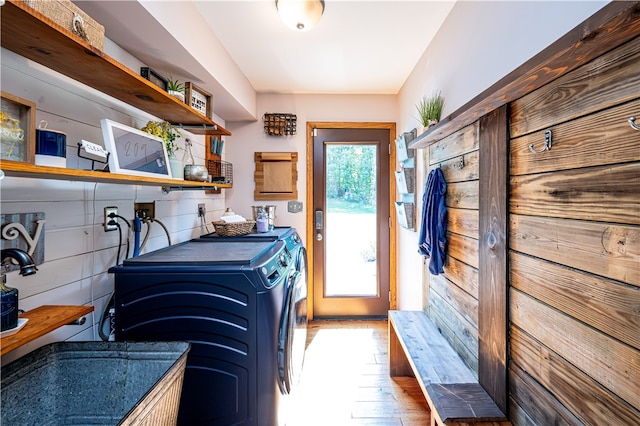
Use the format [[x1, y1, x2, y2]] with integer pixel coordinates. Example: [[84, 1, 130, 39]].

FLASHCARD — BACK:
[[306, 122, 397, 319]]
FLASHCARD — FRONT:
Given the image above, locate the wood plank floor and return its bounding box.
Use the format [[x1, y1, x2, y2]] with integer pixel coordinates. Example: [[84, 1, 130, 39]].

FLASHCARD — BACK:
[[283, 320, 431, 425]]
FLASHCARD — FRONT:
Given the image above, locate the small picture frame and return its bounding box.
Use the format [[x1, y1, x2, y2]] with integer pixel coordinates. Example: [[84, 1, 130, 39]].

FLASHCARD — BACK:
[[100, 119, 172, 179], [1, 91, 36, 164], [184, 82, 212, 117], [140, 67, 168, 91]]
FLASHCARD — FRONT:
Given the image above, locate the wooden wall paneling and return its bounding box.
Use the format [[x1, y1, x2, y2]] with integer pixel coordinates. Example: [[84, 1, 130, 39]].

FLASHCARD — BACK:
[[478, 105, 509, 414], [431, 273, 478, 329], [510, 326, 640, 424], [447, 207, 479, 239], [510, 214, 640, 285], [443, 256, 479, 300], [510, 162, 640, 225], [432, 150, 479, 183], [409, 2, 640, 149], [511, 289, 640, 409], [507, 399, 537, 426], [429, 290, 479, 375], [510, 252, 640, 350], [445, 180, 479, 210], [510, 35, 640, 138], [509, 363, 582, 426], [429, 122, 479, 165], [510, 98, 640, 176], [447, 232, 479, 269]]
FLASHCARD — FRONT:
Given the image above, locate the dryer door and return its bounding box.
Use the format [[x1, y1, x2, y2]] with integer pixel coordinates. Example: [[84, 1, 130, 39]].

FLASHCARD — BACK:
[[277, 263, 308, 394]]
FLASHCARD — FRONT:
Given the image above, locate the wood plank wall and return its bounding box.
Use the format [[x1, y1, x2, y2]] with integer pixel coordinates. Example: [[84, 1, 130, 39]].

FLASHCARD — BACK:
[[424, 122, 481, 375], [508, 35, 640, 425]]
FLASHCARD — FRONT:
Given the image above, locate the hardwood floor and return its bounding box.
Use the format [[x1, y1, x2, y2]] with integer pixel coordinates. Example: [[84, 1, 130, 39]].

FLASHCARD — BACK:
[[283, 320, 430, 425]]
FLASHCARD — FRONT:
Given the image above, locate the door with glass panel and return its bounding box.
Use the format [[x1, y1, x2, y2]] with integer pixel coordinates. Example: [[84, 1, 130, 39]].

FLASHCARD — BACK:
[[312, 128, 390, 317]]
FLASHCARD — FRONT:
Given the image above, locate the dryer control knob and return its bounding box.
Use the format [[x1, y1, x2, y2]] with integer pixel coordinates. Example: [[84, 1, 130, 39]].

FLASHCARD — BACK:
[[279, 253, 288, 267]]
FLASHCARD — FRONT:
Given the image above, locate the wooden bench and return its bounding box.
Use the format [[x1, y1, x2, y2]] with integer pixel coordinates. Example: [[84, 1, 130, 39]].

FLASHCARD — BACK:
[[389, 310, 510, 426]]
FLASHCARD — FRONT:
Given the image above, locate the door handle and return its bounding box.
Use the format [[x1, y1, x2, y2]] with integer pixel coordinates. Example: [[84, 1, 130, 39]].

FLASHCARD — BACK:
[[316, 233, 323, 241], [315, 209, 323, 230]]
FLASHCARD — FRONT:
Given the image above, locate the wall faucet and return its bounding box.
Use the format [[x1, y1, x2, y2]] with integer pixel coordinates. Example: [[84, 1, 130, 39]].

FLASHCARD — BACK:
[[1, 248, 37, 331], [1, 248, 38, 276]]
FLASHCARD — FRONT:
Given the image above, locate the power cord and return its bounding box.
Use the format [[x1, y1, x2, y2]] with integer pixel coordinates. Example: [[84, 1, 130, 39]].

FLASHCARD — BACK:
[[107, 213, 132, 260], [140, 217, 152, 251], [149, 217, 172, 246], [200, 214, 210, 234]]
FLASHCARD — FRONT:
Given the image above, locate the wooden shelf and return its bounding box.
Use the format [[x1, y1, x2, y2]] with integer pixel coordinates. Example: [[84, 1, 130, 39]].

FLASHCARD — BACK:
[[0, 160, 232, 190], [1, 305, 94, 356], [0, 0, 230, 136]]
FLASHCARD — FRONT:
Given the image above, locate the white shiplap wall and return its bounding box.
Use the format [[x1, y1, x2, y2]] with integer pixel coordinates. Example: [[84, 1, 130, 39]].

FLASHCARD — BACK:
[[1, 48, 226, 365]]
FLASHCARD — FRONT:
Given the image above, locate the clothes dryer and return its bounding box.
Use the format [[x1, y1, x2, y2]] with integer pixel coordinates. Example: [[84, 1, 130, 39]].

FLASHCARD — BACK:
[[110, 238, 303, 426]]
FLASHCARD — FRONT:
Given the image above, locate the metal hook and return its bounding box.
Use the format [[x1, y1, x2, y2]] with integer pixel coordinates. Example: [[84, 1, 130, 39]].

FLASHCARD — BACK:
[[455, 155, 464, 170], [629, 116, 640, 131], [529, 129, 553, 153]]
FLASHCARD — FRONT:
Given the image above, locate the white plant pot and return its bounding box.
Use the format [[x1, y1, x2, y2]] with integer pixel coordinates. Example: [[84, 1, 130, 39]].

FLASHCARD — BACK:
[[168, 155, 184, 179], [169, 90, 185, 103]]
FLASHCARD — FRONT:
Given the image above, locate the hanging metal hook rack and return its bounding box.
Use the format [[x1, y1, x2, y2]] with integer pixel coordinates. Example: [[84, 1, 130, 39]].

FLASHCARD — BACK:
[[162, 185, 219, 194], [173, 124, 218, 131]]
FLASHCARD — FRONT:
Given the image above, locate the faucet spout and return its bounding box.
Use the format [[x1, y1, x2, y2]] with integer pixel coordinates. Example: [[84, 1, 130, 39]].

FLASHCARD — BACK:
[[1, 248, 38, 276]]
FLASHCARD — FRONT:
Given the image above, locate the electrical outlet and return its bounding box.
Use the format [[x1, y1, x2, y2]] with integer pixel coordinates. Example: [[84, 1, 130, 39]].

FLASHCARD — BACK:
[[134, 202, 155, 219], [198, 203, 206, 217], [104, 206, 118, 232]]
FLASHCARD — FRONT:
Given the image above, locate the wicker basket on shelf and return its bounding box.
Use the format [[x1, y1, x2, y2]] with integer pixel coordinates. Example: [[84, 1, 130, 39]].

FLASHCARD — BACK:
[[212, 220, 255, 236]]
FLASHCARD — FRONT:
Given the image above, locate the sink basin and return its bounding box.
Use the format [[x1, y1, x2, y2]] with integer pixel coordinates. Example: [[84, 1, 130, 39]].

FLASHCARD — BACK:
[[1, 341, 189, 426]]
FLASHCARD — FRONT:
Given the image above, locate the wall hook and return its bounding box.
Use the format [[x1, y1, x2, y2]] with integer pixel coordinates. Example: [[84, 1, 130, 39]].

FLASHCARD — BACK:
[[629, 116, 640, 131], [529, 129, 553, 153], [455, 155, 464, 170]]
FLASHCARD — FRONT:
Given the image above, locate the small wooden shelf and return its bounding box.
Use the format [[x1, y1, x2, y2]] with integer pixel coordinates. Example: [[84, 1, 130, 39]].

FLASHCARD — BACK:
[[0, 0, 230, 136], [0, 160, 232, 190], [1, 305, 94, 356]]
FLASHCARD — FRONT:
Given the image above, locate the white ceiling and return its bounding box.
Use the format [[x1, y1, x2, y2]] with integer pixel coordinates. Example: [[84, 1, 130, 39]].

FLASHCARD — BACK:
[[75, 1, 455, 120], [193, 1, 455, 94]]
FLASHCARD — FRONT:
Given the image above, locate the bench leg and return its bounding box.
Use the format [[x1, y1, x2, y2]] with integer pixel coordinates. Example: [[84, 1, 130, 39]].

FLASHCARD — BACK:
[[389, 319, 415, 377]]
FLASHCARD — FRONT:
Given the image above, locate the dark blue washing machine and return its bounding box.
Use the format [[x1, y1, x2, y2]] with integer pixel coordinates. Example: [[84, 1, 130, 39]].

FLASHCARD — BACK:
[[198, 227, 308, 395], [109, 229, 307, 426]]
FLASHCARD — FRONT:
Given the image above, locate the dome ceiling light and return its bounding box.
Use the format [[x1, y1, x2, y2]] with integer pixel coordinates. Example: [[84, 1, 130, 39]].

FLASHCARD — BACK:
[[276, 0, 325, 32]]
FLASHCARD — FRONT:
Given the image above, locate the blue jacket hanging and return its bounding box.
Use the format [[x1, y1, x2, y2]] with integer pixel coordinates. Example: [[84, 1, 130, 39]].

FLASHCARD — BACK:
[[418, 167, 447, 274]]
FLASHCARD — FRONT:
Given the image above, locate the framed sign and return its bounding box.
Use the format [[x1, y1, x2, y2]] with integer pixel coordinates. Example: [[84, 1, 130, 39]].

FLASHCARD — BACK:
[[140, 67, 168, 91], [100, 119, 172, 179], [184, 82, 212, 117]]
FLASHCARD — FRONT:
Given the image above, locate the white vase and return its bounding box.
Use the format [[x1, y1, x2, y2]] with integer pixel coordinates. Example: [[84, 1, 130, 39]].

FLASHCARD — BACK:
[[168, 155, 183, 179]]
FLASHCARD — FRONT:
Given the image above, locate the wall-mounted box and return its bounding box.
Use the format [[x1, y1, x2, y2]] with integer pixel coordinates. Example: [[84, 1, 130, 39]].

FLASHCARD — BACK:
[[254, 152, 298, 200], [395, 201, 415, 231], [394, 167, 415, 195]]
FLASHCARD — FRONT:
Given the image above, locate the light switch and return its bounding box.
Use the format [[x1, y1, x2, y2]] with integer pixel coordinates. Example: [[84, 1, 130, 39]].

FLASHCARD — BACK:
[[288, 201, 303, 213]]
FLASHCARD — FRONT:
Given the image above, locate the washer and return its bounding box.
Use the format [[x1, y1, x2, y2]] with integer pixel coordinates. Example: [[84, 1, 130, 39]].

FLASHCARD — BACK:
[[109, 233, 306, 426], [199, 226, 308, 396]]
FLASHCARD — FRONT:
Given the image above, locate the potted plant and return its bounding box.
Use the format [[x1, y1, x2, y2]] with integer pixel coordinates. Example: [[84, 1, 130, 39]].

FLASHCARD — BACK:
[[167, 75, 185, 102], [415, 90, 445, 131], [141, 120, 184, 179]]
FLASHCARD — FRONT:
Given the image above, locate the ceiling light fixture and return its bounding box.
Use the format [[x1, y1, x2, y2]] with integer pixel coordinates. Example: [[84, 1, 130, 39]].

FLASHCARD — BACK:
[[275, 0, 325, 32]]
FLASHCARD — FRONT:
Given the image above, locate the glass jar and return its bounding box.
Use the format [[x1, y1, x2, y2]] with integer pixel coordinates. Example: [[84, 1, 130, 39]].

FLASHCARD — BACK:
[[256, 210, 269, 233]]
